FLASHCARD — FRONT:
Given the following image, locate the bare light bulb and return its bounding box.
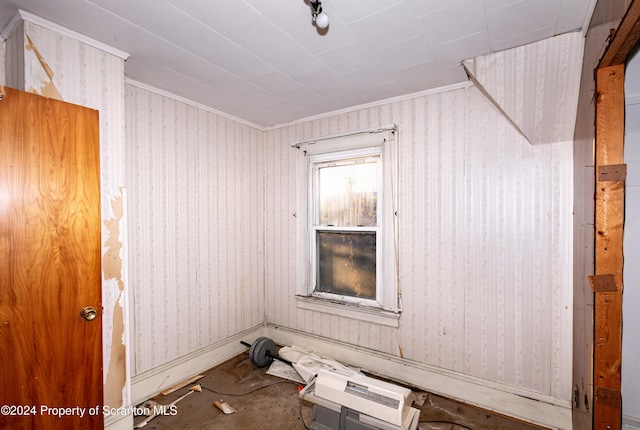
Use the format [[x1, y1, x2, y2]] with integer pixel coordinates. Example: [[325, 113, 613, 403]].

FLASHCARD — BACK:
[[315, 11, 329, 29]]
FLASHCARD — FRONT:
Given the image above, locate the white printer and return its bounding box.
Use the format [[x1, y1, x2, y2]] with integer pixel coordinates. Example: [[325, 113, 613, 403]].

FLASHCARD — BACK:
[[301, 368, 420, 430]]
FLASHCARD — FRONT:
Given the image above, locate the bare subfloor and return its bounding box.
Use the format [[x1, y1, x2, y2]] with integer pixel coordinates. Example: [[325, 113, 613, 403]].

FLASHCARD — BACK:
[[133, 353, 546, 430]]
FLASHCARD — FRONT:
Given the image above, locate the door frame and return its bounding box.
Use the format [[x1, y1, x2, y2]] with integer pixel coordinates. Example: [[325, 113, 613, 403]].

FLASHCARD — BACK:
[[592, 0, 640, 427]]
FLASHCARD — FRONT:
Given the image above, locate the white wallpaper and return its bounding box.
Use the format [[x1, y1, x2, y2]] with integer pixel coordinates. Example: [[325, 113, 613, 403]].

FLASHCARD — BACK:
[[0, 39, 5, 86], [264, 84, 574, 402], [469, 32, 583, 145], [125, 84, 266, 374], [3, 12, 581, 416]]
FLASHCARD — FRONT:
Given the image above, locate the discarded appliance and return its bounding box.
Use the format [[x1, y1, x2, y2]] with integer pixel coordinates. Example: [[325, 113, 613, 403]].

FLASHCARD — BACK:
[[301, 368, 419, 430]]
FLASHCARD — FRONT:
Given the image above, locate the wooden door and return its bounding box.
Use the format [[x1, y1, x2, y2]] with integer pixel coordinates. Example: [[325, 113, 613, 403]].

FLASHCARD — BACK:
[[0, 87, 103, 429]]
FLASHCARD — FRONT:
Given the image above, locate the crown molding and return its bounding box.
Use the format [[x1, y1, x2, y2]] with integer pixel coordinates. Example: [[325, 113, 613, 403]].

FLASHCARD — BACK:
[[1, 9, 129, 60]]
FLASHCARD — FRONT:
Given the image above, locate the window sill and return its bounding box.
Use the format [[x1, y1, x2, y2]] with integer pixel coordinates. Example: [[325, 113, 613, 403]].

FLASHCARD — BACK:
[[295, 295, 400, 328]]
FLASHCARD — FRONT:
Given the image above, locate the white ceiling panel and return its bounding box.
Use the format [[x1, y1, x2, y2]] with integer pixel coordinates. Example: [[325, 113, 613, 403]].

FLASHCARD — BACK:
[[294, 67, 350, 92], [317, 41, 378, 75], [250, 70, 308, 96], [416, 1, 487, 46], [403, 0, 468, 18], [244, 0, 310, 29], [320, 84, 366, 106], [348, 2, 421, 51], [263, 46, 326, 78], [162, 53, 227, 83], [429, 31, 491, 66], [93, 0, 193, 37], [485, 0, 560, 48], [0, 0, 596, 127], [112, 26, 183, 61], [169, 0, 259, 35], [557, 0, 594, 32], [225, 16, 299, 60], [373, 35, 434, 71], [341, 63, 396, 89], [163, 20, 233, 62], [329, 0, 403, 24]]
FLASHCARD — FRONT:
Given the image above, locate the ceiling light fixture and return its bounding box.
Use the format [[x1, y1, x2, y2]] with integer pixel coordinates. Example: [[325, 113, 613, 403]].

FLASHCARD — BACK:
[[310, 0, 329, 29]]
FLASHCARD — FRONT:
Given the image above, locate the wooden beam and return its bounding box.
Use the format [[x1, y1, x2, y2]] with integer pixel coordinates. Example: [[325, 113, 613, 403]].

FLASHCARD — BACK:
[[593, 64, 625, 429], [599, 0, 640, 67]]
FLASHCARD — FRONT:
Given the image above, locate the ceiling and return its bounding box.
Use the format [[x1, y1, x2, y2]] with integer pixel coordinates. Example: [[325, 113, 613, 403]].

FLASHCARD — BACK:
[[0, 0, 596, 128]]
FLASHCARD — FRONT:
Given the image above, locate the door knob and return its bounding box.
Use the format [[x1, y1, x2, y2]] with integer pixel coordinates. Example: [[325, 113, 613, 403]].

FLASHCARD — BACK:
[[80, 306, 98, 321]]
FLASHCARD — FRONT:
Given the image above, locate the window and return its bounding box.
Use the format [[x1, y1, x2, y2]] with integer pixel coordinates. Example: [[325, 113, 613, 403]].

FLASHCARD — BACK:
[[292, 126, 399, 324], [311, 151, 381, 304]]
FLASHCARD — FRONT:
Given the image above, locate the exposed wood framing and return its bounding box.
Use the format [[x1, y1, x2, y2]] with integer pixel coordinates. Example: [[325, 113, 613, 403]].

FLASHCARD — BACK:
[[593, 1, 640, 427], [599, 0, 640, 67], [593, 63, 625, 430]]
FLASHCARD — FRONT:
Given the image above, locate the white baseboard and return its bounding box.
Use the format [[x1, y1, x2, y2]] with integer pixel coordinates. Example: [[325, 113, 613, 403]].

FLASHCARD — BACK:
[[105, 413, 133, 430], [130, 324, 266, 405], [623, 415, 640, 430], [266, 324, 572, 430]]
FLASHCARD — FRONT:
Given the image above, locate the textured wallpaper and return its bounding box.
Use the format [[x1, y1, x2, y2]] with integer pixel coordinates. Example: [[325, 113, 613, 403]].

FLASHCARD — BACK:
[[5, 12, 581, 414], [0, 40, 5, 86], [125, 84, 266, 374], [264, 83, 574, 402]]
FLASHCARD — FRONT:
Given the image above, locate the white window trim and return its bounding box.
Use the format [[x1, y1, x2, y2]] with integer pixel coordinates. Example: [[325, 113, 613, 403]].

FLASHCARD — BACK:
[[292, 125, 400, 324]]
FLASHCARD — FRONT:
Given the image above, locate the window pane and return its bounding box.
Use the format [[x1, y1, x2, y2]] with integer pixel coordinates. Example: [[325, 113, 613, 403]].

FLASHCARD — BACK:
[[316, 231, 376, 300], [318, 158, 378, 227]]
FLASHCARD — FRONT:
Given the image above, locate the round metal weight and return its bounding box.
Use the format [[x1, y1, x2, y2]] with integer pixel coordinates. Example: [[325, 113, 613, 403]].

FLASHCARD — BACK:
[[249, 337, 277, 368]]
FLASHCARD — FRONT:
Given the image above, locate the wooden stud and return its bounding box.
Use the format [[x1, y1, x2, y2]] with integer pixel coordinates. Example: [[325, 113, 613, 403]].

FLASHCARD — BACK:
[[599, 0, 640, 67], [593, 64, 625, 429]]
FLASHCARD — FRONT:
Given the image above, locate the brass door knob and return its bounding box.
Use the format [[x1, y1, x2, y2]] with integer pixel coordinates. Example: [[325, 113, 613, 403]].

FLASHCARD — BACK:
[[80, 306, 98, 321]]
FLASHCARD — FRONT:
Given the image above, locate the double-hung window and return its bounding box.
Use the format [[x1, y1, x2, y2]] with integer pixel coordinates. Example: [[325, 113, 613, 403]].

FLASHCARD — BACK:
[[311, 149, 381, 304], [293, 126, 399, 325]]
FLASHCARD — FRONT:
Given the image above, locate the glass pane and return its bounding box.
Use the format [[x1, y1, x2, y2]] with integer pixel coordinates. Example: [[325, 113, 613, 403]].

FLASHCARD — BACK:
[[318, 158, 378, 227], [316, 231, 376, 300]]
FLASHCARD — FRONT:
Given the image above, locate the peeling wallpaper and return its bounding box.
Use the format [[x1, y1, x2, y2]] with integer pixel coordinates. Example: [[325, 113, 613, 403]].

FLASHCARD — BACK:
[[125, 84, 266, 374], [7, 13, 579, 411], [11, 21, 129, 408], [264, 84, 574, 402]]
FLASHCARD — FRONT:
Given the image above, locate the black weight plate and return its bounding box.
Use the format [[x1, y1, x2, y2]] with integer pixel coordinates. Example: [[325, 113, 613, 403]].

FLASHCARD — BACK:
[[249, 337, 276, 368]]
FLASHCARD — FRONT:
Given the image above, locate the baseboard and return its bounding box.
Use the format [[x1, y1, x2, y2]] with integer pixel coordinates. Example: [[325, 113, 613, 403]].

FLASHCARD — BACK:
[[266, 324, 572, 430], [105, 413, 133, 430], [623, 415, 640, 430], [130, 324, 266, 405]]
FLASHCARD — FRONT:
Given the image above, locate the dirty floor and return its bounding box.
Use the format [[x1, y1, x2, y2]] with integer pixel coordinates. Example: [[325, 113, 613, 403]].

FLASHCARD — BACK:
[[133, 352, 546, 430]]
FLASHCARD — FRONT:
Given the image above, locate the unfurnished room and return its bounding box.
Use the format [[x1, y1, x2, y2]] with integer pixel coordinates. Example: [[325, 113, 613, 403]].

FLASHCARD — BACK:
[[0, 0, 638, 429]]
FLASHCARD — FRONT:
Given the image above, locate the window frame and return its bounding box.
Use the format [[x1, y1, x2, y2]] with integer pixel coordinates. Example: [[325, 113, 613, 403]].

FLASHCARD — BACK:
[[309, 148, 383, 307], [292, 126, 400, 323]]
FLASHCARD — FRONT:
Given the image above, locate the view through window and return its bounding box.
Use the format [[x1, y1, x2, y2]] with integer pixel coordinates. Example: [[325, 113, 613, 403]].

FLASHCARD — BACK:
[[312, 153, 381, 301]]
